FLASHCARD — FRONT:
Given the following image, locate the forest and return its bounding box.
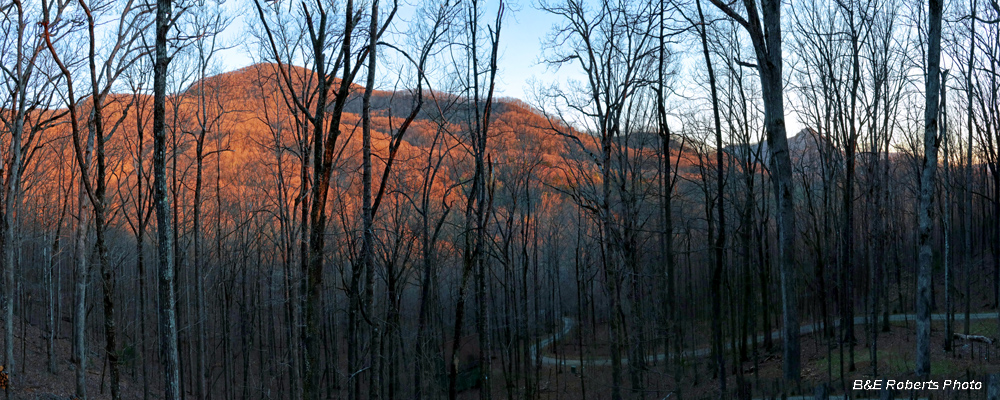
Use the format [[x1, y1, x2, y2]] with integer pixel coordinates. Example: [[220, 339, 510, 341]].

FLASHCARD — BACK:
[[1, 0, 1000, 398]]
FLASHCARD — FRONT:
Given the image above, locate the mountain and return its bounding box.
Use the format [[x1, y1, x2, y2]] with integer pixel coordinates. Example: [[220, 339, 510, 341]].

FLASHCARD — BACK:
[[725, 128, 836, 166], [25, 64, 603, 221]]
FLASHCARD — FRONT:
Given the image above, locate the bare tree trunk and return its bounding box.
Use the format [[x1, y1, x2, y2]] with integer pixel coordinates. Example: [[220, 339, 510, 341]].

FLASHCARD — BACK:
[[81, 9, 122, 393], [709, 0, 799, 382], [0, 82, 23, 400], [192, 24, 228, 394], [295, 130, 307, 400], [362, 2, 379, 396], [449, 3, 502, 399], [138, 202, 149, 400], [697, 0, 726, 393], [93, 92, 120, 400], [47, 229, 60, 375], [73, 128, 94, 400], [965, 0, 976, 335], [414, 129, 449, 399], [154, 0, 181, 394], [0, 95, 21, 400], [655, 0, 679, 379], [763, 43, 801, 391], [0, 5, 40, 389], [193, 136, 207, 400], [942, 71, 952, 352], [841, 4, 863, 369], [916, 0, 943, 378]]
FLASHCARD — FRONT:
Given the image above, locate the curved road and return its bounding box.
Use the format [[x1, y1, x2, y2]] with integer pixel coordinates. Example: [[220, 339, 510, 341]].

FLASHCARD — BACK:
[[530, 313, 1000, 367]]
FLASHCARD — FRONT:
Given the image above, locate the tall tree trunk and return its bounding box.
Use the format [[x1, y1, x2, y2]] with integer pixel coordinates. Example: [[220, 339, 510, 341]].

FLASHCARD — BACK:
[[1, 65, 24, 400], [93, 94, 120, 400], [965, 0, 976, 335], [697, 0, 727, 393], [194, 145, 207, 400], [916, 0, 943, 378], [138, 201, 149, 400], [73, 128, 94, 400], [942, 71, 952, 352], [81, 7, 121, 393], [154, 0, 181, 394], [0, 104, 21, 400], [841, 10, 862, 370], [708, 0, 799, 382], [299, 0, 361, 393], [47, 229, 60, 375], [1, 8, 36, 393], [192, 45, 217, 399], [655, 0, 679, 378], [362, 2, 379, 396], [449, 3, 501, 398]]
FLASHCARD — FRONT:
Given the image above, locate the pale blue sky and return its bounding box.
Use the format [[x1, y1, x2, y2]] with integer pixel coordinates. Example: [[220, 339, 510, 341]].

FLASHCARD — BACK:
[[209, 0, 803, 136], [214, 0, 574, 102]]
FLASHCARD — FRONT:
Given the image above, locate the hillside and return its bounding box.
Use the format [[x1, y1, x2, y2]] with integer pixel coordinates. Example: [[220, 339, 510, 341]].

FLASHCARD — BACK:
[[23, 63, 719, 233], [11, 63, 964, 400]]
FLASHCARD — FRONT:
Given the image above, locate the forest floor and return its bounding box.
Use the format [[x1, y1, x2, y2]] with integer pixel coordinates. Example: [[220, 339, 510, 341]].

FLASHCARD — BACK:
[[524, 313, 1000, 399], [1, 315, 146, 400], [4, 309, 999, 399]]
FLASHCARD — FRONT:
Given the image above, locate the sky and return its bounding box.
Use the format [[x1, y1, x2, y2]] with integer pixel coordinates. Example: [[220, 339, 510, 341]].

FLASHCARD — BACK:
[[214, 0, 574, 103], [209, 0, 805, 137]]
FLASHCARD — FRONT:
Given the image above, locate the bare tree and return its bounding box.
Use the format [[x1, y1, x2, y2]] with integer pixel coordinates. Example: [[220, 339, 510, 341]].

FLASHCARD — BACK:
[[183, 5, 232, 396], [915, 0, 943, 378], [117, 63, 155, 400], [1, 0, 63, 390], [538, 1, 661, 397], [693, 0, 727, 393], [964, 0, 977, 337], [252, 1, 395, 397], [447, 2, 503, 399], [43, 1, 150, 398], [154, 0, 181, 395], [708, 0, 800, 383]]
